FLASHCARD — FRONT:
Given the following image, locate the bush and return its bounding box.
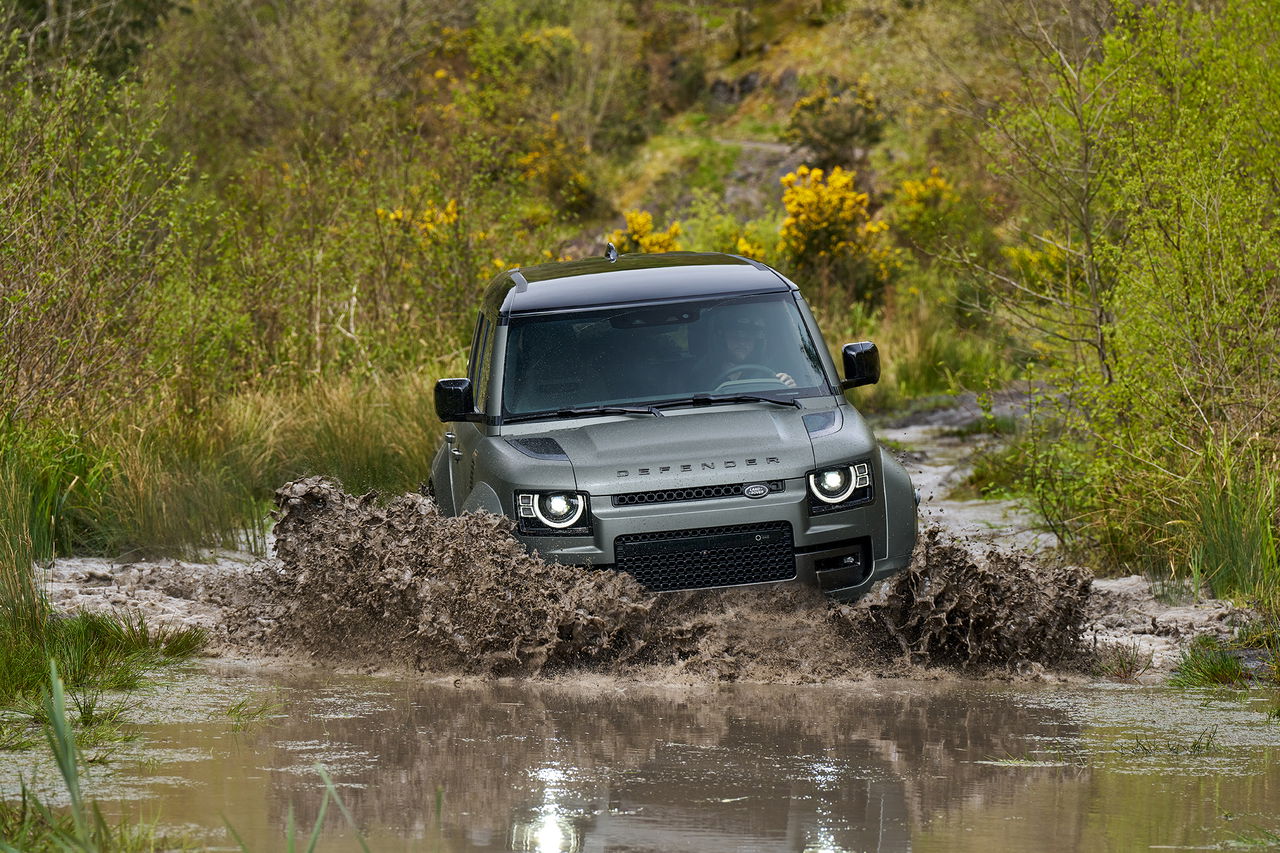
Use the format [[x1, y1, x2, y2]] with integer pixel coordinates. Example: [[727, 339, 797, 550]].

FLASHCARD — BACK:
[[679, 190, 779, 261], [783, 78, 886, 168], [970, 0, 1280, 607], [608, 209, 683, 253], [779, 165, 898, 306], [889, 167, 963, 254], [0, 49, 187, 428]]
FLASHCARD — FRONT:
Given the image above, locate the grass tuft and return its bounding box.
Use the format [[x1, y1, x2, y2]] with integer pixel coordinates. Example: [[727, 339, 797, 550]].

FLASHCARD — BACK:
[[1189, 444, 1279, 608], [1121, 726, 1219, 757], [1091, 640, 1154, 681], [0, 662, 191, 852], [226, 697, 284, 732], [1169, 636, 1251, 689]]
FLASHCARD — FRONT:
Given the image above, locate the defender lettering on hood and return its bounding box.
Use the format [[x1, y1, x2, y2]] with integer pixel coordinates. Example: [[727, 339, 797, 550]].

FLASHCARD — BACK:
[[616, 457, 781, 477]]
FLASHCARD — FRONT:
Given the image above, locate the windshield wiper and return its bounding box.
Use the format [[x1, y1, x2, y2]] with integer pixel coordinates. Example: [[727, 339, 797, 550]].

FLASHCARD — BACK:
[[655, 394, 803, 411], [504, 405, 664, 424]]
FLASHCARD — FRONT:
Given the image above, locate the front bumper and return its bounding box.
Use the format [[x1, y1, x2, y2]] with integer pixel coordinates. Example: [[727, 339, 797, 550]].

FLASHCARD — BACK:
[[515, 475, 913, 600]]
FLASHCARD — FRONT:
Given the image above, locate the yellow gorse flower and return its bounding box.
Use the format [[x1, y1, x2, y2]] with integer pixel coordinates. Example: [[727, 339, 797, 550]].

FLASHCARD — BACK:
[[607, 210, 682, 254], [735, 236, 766, 261], [778, 166, 896, 279], [376, 198, 461, 246]]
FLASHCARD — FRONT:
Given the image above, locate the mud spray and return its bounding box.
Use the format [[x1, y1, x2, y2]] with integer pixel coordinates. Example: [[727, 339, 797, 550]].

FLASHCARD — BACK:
[[225, 478, 1092, 681]]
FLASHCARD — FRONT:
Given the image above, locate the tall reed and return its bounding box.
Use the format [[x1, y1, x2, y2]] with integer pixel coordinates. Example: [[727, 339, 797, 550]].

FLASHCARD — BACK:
[[1, 664, 366, 852], [0, 662, 183, 852], [1190, 442, 1280, 608], [0, 460, 47, 639]]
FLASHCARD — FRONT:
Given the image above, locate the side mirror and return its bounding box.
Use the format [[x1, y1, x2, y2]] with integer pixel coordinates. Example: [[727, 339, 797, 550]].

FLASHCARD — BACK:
[[840, 341, 880, 390], [434, 378, 476, 422]]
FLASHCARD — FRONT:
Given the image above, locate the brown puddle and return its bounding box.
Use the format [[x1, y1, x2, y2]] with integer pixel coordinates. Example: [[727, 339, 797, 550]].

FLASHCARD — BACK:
[[12, 663, 1278, 851]]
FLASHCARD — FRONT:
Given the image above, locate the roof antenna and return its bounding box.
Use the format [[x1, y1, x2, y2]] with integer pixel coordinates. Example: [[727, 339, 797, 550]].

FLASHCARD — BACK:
[[605, 242, 619, 263]]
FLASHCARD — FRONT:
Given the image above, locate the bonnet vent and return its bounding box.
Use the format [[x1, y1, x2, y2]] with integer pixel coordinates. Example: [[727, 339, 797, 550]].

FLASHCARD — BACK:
[[506, 437, 569, 461]]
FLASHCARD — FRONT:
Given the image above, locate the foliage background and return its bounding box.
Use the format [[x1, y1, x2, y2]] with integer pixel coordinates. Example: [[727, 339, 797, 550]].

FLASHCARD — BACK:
[[0, 0, 1276, 610]]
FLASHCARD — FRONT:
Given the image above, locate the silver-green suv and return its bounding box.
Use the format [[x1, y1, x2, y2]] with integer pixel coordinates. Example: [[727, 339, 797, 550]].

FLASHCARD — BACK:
[[430, 251, 917, 600]]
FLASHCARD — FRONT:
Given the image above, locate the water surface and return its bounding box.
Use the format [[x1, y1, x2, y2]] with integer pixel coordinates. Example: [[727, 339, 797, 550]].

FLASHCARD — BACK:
[[8, 664, 1280, 851]]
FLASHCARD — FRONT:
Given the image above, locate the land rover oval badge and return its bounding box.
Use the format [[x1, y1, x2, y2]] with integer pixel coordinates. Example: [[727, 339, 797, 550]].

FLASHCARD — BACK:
[[743, 483, 770, 499]]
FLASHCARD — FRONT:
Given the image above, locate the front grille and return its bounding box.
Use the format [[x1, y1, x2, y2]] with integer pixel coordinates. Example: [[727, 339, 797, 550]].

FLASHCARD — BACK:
[[613, 521, 795, 591], [611, 480, 783, 507]]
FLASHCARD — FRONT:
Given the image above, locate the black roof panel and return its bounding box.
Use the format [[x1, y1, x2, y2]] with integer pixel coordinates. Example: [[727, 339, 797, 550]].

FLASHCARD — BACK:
[[482, 252, 794, 316]]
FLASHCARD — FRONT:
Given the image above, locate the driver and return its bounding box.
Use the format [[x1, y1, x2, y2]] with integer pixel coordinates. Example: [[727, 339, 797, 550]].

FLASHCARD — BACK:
[[700, 308, 796, 390]]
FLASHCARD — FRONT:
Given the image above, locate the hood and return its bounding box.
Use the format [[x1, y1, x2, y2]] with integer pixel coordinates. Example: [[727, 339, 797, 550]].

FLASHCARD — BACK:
[[542, 408, 816, 495]]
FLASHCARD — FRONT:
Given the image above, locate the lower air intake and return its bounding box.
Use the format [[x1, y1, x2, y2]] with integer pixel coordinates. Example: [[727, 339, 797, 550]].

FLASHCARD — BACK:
[[612, 521, 796, 591]]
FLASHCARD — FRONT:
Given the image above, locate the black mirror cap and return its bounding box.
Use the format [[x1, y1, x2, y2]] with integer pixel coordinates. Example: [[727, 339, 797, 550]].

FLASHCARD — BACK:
[[840, 341, 881, 389], [435, 378, 476, 422]]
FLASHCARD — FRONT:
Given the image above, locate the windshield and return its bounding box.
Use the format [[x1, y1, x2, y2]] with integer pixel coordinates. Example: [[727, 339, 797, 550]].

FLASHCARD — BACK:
[[501, 292, 832, 419]]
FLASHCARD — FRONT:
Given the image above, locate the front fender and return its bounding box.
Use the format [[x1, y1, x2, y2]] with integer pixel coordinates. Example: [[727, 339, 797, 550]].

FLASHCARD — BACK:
[[430, 444, 456, 515], [879, 445, 918, 562], [459, 481, 504, 515]]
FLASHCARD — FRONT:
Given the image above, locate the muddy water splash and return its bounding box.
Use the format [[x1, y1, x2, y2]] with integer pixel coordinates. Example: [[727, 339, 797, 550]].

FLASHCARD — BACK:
[[227, 478, 1092, 679], [852, 527, 1093, 669]]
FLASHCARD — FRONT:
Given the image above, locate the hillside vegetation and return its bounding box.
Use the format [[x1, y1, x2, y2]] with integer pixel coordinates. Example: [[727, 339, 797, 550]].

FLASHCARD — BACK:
[[0, 0, 1277, 618]]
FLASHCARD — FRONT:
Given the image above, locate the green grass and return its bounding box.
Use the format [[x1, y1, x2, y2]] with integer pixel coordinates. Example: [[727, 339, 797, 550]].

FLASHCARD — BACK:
[[1189, 445, 1279, 608], [816, 271, 1016, 413], [3, 364, 463, 565], [1228, 826, 1280, 848], [1168, 637, 1252, 688], [2, 461, 207, 720], [226, 697, 284, 732], [1092, 641, 1154, 681], [0, 607, 208, 711], [0, 662, 189, 852], [1120, 726, 1219, 757]]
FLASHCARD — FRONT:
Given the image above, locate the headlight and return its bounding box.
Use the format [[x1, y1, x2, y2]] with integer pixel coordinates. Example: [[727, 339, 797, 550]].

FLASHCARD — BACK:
[[811, 468, 854, 503], [516, 491, 589, 532], [807, 462, 873, 508]]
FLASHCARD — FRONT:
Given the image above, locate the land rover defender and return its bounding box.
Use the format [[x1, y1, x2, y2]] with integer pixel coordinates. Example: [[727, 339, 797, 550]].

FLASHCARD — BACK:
[[429, 251, 917, 600]]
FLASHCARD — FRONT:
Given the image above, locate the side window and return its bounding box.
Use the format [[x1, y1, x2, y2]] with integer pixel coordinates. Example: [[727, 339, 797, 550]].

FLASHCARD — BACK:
[[475, 313, 497, 413]]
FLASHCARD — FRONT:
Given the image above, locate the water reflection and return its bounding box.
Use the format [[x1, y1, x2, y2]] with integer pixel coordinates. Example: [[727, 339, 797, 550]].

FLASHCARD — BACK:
[[105, 671, 1101, 851], [69, 667, 1280, 851]]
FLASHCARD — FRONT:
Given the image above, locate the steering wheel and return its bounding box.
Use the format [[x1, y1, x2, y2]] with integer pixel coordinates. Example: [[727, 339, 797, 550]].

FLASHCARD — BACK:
[[711, 363, 780, 387]]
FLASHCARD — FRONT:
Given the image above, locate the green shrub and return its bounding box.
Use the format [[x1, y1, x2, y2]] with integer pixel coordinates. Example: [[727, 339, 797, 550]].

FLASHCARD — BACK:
[[784, 78, 885, 168], [0, 47, 187, 429], [969, 0, 1280, 611]]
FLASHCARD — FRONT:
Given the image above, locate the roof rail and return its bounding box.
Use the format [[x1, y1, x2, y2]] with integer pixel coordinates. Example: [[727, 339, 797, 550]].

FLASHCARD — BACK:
[[726, 253, 770, 272]]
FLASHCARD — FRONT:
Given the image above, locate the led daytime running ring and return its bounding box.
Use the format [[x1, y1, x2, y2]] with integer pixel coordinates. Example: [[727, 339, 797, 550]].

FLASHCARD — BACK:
[[533, 493, 585, 529], [809, 467, 858, 504]]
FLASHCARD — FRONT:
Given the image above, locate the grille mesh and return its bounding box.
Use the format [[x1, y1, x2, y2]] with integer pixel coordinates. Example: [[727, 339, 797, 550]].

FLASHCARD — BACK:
[[613, 521, 795, 591], [611, 480, 783, 507]]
